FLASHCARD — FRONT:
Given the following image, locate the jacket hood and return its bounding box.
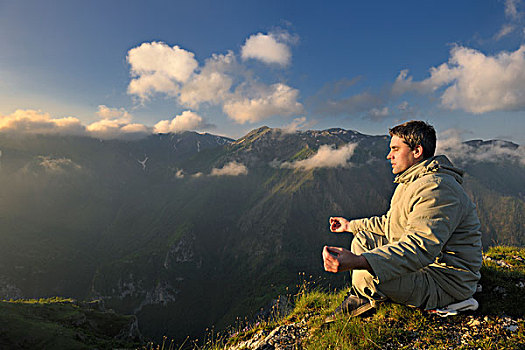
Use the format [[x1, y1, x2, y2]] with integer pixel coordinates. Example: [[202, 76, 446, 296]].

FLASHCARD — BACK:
[[394, 155, 464, 184]]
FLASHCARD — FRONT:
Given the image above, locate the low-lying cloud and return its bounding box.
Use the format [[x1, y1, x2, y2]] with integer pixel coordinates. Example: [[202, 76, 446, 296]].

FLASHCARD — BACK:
[[38, 156, 82, 174], [87, 105, 150, 139], [0, 107, 152, 140], [0, 109, 85, 135], [210, 161, 248, 176], [280, 116, 317, 134], [281, 143, 358, 170], [437, 129, 525, 165]]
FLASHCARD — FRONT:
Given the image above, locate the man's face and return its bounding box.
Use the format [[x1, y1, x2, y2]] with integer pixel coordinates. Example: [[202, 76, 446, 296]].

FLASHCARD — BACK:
[[387, 135, 420, 174]]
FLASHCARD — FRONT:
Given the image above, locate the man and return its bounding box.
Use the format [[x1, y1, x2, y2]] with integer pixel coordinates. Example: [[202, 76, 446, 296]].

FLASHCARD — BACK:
[[323, 120, 482, 321]]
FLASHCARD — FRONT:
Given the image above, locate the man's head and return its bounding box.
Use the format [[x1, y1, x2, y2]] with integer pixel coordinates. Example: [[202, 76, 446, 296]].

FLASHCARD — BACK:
[[386, 120, 436, 174]]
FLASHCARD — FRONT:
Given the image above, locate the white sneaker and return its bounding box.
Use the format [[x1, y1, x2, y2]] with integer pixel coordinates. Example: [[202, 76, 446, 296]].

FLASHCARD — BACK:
[[431, 297, 479, 317]]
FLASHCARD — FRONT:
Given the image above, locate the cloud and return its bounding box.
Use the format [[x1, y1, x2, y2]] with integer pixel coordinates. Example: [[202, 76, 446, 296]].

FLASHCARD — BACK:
[[281, 143, 358, 170], [280, 117, 309, 133], [154, 110, 205, 133], [210, 161, 248, 176], [178, 52, 235, 109], [38, 156, 82, 174], [437, 129, 525, 165], [87, 105, 149, 139], [494, 24, 516, 40], [0, 107, 151, 140], [322, 92, 384, 116], [505, 0, 521, 20], [491, 0, 524, 40], [308, 78, 388, 119], [127, 41, 198, 100], [367, 107, 390, 121], [86, 119, 149, 139], [223, 83, 303, 124], [241, 32, 292, 66], [0, 109, 85, 135], [394, 45, 525, 113], [96, 105, 132, 121], [126, 36, 303, 126], [280, 117, 318, 134]]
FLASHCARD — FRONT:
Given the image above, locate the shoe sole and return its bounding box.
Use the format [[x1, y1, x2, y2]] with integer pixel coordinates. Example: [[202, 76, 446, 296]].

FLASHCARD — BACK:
[[324, 301, 376, 323], [348, 301, 375, 317]]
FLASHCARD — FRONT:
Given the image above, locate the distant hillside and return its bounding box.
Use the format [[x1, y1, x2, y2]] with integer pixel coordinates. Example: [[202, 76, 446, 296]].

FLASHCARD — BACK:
[[0, 297, 141, 349], [0, 127, 522, 343]]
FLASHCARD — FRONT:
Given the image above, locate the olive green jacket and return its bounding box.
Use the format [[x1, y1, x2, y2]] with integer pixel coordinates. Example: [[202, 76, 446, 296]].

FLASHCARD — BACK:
[[349, 155, 482, 301]]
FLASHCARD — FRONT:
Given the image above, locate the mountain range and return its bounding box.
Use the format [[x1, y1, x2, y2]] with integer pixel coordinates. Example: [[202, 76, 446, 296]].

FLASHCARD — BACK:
[[0, 127, 523, 342]]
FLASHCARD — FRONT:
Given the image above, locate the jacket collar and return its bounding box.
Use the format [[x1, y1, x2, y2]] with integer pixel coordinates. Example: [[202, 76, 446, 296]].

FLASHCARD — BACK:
[[394, 155, 464, 184]]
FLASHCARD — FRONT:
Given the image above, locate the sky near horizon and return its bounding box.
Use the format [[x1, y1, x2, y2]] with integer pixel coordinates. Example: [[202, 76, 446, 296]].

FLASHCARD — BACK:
[[1, 0, 524, 143]]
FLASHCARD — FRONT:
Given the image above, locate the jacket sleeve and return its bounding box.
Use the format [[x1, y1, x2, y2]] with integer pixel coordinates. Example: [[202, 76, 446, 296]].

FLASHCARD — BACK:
[[347, 214, 388, 236], [362, 178, 462, 283]]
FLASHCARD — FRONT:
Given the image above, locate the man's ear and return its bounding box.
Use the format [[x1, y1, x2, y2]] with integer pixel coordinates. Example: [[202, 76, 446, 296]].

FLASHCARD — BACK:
[[413, 145, 424, 160]]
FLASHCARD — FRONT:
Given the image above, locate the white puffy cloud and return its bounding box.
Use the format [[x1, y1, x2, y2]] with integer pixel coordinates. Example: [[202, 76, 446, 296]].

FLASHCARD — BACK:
[[87, 105, 149, 139], [126, 35, 303, 125], [223, 83, 303, 124], [96, 105, 132, 122], [154, 111, 204, 133], [178, 52, 235, 109], [241, 32, 292, 66], [437, 129, 525, 165], [127, 42, 198, 100], [86, 120, 149, 139], [0, 109, 85, 135], [281, 143, 358, 170], [210, 161, 248, 176], [394, 45, 525, 114]]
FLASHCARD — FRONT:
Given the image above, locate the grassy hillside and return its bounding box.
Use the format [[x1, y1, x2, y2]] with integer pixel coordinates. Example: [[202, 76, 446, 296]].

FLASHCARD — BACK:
[[197, 246, 525, 350], [0, 297, 142, 349]]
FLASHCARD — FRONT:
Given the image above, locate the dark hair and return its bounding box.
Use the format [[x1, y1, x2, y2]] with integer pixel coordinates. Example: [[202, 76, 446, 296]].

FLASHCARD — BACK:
[[389, 120, 436, 159]]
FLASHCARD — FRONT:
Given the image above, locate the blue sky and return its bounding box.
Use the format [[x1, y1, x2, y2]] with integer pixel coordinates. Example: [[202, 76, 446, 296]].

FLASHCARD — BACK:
[[1, 0, 524, 143]]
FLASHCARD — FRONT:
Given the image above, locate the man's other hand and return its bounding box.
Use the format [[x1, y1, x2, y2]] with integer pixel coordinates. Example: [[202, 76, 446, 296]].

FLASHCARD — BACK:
[[322, 246, 372, 273], [329, 217, 349, 233]]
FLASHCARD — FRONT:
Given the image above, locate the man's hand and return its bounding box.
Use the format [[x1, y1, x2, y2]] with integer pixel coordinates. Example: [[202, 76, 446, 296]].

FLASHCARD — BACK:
[[329, 217, 349, 233], [322, 246, 372, 273]]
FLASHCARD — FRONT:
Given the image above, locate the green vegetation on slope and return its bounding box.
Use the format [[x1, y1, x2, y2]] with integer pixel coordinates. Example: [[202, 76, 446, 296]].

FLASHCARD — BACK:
[[210, 246, 525, 350], [0, 298, 141, 349]]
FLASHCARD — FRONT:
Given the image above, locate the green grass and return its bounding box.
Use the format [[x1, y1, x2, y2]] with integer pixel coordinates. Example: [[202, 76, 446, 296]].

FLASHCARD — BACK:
[[208, 246, 525, 350], [0, 297, 141, 350]]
